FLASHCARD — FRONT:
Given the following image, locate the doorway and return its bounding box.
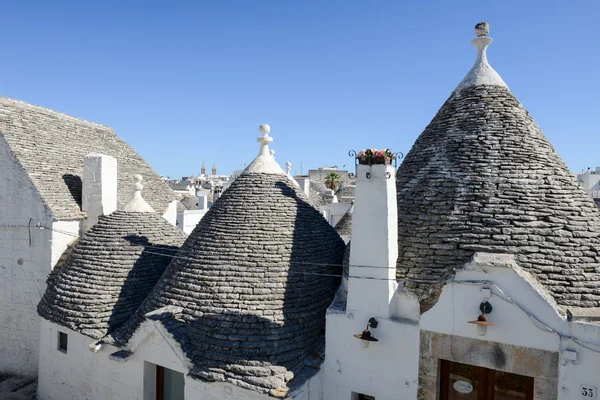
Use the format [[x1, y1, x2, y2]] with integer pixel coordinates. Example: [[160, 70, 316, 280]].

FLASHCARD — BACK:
[[156, 365, 184, 400], [439, 360, 534, 400]]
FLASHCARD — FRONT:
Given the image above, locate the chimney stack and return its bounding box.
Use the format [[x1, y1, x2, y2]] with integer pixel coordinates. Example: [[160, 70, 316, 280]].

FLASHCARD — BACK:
[[346, 162, 398, 316], [82, 153, 117, 232]]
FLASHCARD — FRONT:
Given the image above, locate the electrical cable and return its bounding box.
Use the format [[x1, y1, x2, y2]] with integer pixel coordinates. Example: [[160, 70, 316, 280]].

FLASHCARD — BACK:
[[4, 223, 600, 353]]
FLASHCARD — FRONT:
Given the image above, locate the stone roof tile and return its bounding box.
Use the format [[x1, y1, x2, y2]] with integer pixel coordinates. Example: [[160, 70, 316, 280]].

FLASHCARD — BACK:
[[396, 25, 600, 310], [0, 96, 176, 218], [112, 172, 346, 394], [37, 211, 186, 339]]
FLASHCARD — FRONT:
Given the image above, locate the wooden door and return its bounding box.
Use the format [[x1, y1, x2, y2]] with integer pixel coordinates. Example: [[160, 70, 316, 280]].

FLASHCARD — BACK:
[[440, 360, 534, 400]]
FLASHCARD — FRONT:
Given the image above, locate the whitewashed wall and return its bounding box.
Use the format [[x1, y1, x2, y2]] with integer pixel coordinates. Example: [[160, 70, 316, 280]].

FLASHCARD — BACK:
[[0, 137, 54, 376], [325, 311, 420, 400], [51, 221, 80, 267], [421, 253, 600, 400], [176, 210, 206, 234], [162, 200, 178, 226], [38, 318, 322, 400], [38, 320, 144, 400]]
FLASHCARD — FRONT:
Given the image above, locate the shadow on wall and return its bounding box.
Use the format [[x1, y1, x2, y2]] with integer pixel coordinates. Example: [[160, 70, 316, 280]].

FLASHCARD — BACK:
[[62, 174, 82, 208], [106, 235, 181, 336]]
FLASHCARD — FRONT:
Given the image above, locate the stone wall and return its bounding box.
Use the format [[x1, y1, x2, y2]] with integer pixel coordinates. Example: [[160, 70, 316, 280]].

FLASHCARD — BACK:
[[0, 136, 54, 376]]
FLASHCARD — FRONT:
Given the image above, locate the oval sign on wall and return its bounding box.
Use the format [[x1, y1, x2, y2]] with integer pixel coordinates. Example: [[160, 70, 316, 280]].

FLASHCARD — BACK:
[[453, 381, 474, 394]]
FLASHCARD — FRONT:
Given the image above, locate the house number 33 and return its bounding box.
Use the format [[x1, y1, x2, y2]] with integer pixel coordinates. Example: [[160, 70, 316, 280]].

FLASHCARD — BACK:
[[581, 385, 597, 399]]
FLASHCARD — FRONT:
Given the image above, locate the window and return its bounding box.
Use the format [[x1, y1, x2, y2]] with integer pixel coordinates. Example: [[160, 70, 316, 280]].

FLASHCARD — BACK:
[[57, 331, 68, 353], [352, 392, 375, 400]]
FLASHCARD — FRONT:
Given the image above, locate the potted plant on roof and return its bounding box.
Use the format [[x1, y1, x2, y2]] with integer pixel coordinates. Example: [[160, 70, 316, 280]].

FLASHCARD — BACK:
[[357, 149, 396, 165]]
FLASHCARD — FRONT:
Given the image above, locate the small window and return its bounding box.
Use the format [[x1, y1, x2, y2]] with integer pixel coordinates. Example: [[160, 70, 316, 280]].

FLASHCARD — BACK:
[[352, 393, 375, 400], [57, 331, 68, 353]]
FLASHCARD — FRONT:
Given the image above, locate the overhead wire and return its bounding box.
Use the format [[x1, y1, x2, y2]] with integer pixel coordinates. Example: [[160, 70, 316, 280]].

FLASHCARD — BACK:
[[4, 223, 600, 353]]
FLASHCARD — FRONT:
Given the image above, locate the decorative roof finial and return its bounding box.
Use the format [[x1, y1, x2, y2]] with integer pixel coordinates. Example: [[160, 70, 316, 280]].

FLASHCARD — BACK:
[[285, 161, 291, 175], [475, 22, 490, 37], [121, 174, 155, 212], [241, 124, 286, 175], [270, 149, 275, 159], [257, 124, 273, 157], [454, 22, 507, 92]]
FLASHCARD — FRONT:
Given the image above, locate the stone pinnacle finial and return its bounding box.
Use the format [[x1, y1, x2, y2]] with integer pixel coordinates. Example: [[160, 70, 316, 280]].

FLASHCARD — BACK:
[[259, 124, 270, 135], [121, 174, 155, 212], [257, 124, 274, 157], [475, 22, 490, 37], [270, 149, 275, 159], [285, 161, 291, 175], [241, 124, 286, 175], [133, 174, 143, 192], [454, 21, 507, 92]]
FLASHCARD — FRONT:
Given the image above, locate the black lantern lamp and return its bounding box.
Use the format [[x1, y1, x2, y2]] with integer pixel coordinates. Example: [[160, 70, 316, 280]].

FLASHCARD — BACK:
[[354, 317, 379, 348], [468, 301, 495, 336]]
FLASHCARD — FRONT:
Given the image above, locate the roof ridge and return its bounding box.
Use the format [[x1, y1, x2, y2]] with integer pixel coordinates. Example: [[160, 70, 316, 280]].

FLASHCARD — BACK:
[[0, 95, 114, 130]]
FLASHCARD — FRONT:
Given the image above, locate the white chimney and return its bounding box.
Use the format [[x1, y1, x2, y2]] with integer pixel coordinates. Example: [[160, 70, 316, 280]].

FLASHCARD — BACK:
[[197, 191, 208, 210], [295, 177, 310, 196], [82, 153, 117, 232], [324, 161, 420, 400], [346, 163, 398, 316]]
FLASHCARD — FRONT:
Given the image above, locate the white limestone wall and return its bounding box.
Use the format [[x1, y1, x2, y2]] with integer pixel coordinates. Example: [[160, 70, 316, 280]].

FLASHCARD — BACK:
[[327, 202, 351, 228], [38, 320, 144, 400], [38, 318, 321, 400], [295, 177, 310, 197], [557, 320, 600, 399], [162, 199, 178, 226], [0, 136, 54, 376], [421, 254, 600, 400], [176, 210, 206, 234], [50, 221, 80, 267], [421, 260, 559, 351], [325, 312, 420, 400]]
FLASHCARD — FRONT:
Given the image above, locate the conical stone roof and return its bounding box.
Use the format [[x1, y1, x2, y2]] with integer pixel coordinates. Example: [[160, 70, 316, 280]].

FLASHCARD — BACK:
[[396, 23, 600, 312], [112, 125, 345, 394], [37, 211, 186, 339], [335, 205, 353, 241]]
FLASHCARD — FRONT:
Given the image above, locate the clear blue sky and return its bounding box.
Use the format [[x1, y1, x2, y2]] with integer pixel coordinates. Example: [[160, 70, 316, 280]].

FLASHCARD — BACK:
[[2, 1, 598, 177]]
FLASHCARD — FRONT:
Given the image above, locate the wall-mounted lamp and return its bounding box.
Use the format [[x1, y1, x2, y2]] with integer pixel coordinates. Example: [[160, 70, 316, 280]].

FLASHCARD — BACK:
[[354, 317, 379, 348], [468, 302, 495, 336]]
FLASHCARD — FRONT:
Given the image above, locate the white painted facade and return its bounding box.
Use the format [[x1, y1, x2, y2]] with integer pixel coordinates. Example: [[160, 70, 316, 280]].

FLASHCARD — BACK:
[[0, 136, 54, 376], [38, 318, 323, 400], [294, 176, 310, 197], [577, 167, 600, 200], [0, 142, 177, 378], [33, 163, 600, 400], [322, 200, 351, 228], [162, 200, 178, 226], [176, 209, 207, 234], [420, 252, 600, 400], [325, 164, 421, 400]]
